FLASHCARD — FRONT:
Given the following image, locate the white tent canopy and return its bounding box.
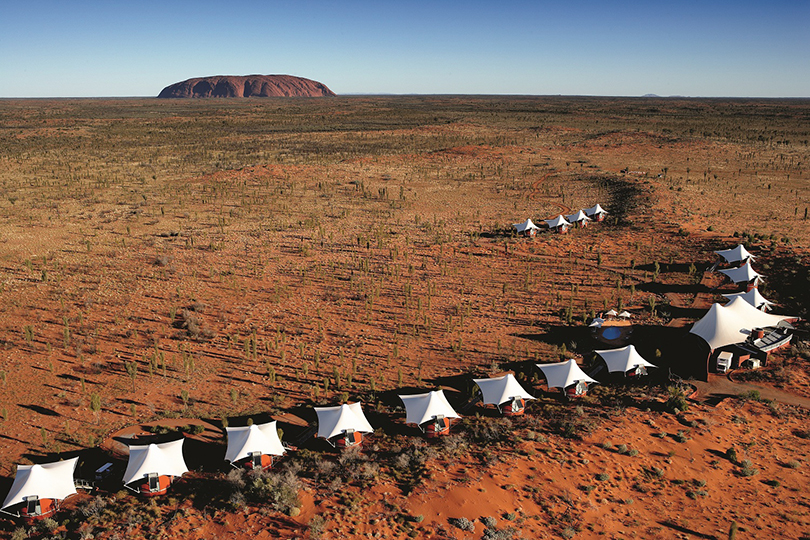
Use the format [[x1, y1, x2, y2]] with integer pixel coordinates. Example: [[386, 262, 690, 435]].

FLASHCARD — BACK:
[[718, 261, 761, 284], [399, 390, 460, 426], [565, 210, 591, 224], [314, 403, 374, 440], [589, 317, 605, 328], [123, 439, 188, 486], [724, 296, 795, 328], [605, 309, 618, 317], [584, 204, 607, 217], [513, 218, 540, 233], [473, 374, 535, 407], [544, 215, 572, 229], [618, 311, 632, 318], [536, 359, 598, 390], [722, 288, 775, 311], [715, 244, 755, 264], [595, 345, 657, 374], [2, 457, 78, 510], [689, 300, 795, 350], [225, 421, 285, 463]]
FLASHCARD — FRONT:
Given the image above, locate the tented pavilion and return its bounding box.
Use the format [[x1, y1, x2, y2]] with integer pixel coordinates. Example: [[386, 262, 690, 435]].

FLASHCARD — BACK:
[[595, 345, 658, 377], [513, 218, 540, 237], [314, 402, 374, 448], [722, 288, 775, 311], [545, 215, 572, 234], [536, 359, 599, 397], [718, 261, 762, 286], [715, 244, 755, 265], [565, 210, 592, 228], [472, 374, 535, 415], [123, 439, 188, 496], [584, 203, 608, 222], [225, 421, 286, 470], [399, 390, 460, 437], [1, 457, 78, 521]]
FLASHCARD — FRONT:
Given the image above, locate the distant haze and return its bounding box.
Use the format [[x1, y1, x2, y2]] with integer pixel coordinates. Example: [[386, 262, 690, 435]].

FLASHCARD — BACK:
[[1, 0, 808, 98]]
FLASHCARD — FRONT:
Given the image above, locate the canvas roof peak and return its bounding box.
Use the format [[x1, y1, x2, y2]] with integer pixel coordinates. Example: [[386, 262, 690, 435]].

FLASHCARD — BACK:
[[545, 215, 572, 228], [566, 210, 591, 223], [314, 402, 374, 440], [715, 244, 755, 264], [689, 300, 795, 350], [399, 390, 460, 426], [513, 218, 539, 233], [536, 359, 598, 390], [2, 457, 78, 511], [584, 203, 607, 216], [724, 296, 796, 327], [123, 439, 188, 486], [473, 373, 535, 407], [722, 288, 775, 311], [594, 345, 657, 374], [718, 261, 761, 284], [225, 421, 285, 463]]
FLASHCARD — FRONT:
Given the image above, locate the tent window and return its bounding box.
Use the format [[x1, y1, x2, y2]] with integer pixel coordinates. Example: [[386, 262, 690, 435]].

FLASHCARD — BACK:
[[147, 473, 160, 492], [24, 495, 41, 516]]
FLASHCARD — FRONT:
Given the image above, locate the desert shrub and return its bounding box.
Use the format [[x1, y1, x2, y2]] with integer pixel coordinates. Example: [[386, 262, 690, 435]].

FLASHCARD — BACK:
[[764, 479, 780, 487], [601, 441, 613, 450], [665, 386, 689, 413], [786, 460, 801, 469], [616, 444, 628, 454], [739, 460, 759, 477], [674, 431, 689, 443], [449, 517, 475, 532], [241, 470, 302, 515], [628, 448, 639, 457], [686, 489, 708, 499], [10, 529, 26, 540], [596, 473, 609, 481], [483, 526, 519, 540], [481, 516, 498, 528], [466, 417, 513, 443], [504, 512, 517, 521], [726, 446, 739, 464], [309, 515, 326, 538]]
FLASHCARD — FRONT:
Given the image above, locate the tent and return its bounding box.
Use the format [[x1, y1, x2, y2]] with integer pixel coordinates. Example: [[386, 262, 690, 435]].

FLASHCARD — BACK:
[[565, 210, 592, 228], [714, 244, 755, 265], [595, 345, 657, 376], [584, 204, 608, 221], [722, 288, 775, 311], [314, 403, 374, 446], [123, 439, 188, 495], [589, 317, 605, 328], [473, 374, 535, 414], [689, 300, 795, 351], [225, 421, 285, 469], [2, 458, 78, 519], [513, 218, 540, 236], [718, 261, 761, 285], [605, 309, 618, 317], [544, 215, 571, 233], [536, 359, 598, 396], [723, 296, 796, 328], [618, 311, 632, 319], [399, 390, 460, 436]]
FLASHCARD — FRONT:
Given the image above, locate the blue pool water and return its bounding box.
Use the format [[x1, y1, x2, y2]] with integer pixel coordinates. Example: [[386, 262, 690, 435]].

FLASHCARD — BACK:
[[601, 327, 622, 340]]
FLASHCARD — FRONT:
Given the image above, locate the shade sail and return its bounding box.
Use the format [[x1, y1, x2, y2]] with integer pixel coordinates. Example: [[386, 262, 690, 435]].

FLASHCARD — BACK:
[[225, 421, 285, 463], [722, 288, 775, 311], [314, 402, 374, 440], [584, 204, 607, 217], [718, 261, 761, 284], [536, 359, 598, 390], [594, 345, 657, 374], [618, 311, 632, 318], [399, 390, 460, 426], [545, 215, 572, 229], [473, 374, 535, 407], [724, 296, 795, 328], [2, 457, 78, 510], [589, 317, 605, 328], [513, 219, 539, 233], [714, 244, 754, 264], [565, 210, 591, 223], [689, 303, 749, 350], [123, 439, 188, 486], [605, 309, 618, 317]]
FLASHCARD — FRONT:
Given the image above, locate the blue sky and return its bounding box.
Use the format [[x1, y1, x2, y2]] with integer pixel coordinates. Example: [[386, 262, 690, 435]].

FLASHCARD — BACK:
[[1, 0, 807, 97]]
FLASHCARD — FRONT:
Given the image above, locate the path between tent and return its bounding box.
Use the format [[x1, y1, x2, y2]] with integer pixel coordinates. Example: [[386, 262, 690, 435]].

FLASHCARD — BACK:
[[691, 375, 810, 409], [528, 170, 573, 216]]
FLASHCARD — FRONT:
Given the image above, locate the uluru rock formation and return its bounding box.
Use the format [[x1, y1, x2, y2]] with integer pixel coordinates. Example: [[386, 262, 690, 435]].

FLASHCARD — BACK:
[[157, 74, 335, 98]]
